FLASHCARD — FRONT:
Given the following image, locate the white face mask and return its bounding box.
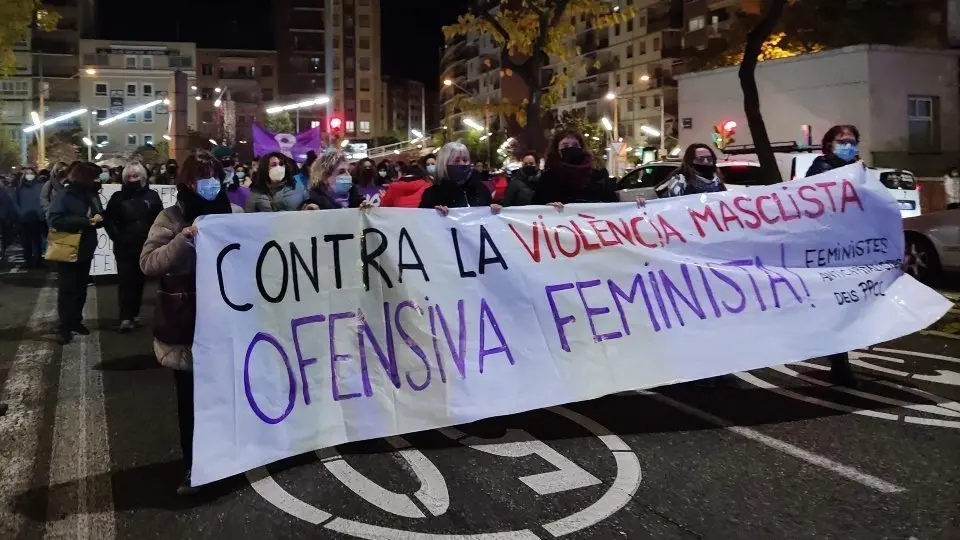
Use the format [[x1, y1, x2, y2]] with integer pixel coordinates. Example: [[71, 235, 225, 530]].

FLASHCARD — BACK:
[[24, 174, 35, 181], [268, 165, 286, 182]]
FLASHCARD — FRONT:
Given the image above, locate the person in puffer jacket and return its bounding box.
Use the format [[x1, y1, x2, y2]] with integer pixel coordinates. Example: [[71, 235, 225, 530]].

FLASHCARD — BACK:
[[380, 164, 432, 208], [103, 162, 162, 332], [245, 152, 306, 212], [13, 168, 46, 268], [139, 150, 243, 495]]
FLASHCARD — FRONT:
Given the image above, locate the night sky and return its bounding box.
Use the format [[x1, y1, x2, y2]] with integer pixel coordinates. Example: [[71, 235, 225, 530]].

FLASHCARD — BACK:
[[98, 0, 468, 90]]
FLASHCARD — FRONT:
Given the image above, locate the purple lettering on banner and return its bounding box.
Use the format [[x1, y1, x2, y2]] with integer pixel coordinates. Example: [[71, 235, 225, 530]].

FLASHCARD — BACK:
[[329, 311, 362, 401], [291, 314, 326, 406], [658, 264, 706, 327], [435, 300, 468, 379], [608, 269, 661, 333], [724, 259, 767, 312], [478, 298, 515, 373], [697, 265, 723, 318], [709, 264, 747, 314], [426, 302, 448, 384], [545, 283, 577, 352], [395, 301, 431, 391], [647, 270, 672, 329], [575, 279, 623, 343], [755, 255, 803, 308], [243, 332, 296, 425], [357, 305, 402, 396]]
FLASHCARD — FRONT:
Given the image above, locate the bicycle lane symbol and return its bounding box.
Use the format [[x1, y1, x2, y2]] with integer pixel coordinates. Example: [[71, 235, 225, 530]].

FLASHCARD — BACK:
[[246, 406, 642, 539]]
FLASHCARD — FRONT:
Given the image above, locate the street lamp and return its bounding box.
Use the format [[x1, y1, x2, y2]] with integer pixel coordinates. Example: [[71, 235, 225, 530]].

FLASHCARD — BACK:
[[265, 96, 331, 132], [462, 117, 484, 131], [24, 108, 88, 133], [604, 92, 619, 141], [640, 74, 650, 82], [162, 134, 172, 141], [82, 136, 92, 146], [410, 128, 423, 139], [85, 68, 97, 76], [601, 117, 613, 131], [99, 100, 163, 126], [640, 125, 661, 137]]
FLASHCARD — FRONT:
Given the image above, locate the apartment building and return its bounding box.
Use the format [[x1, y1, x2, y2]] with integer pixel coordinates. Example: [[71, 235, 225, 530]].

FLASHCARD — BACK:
[[79, 39, 197, 157], [379, 75, 425, 137], [439, 26, 515, 133], [273, 0, 381, 140], [196, 49, 278, 143], [0, 40, 33, 146]]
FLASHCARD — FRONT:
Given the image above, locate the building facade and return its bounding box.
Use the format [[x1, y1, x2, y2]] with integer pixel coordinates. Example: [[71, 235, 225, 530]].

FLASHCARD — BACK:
[[273, 0, 381, 141], [677, 46, 960, 176], [79, 39, 197, 158], [196, 49, 278, 143], [379, 76, 425, 137]]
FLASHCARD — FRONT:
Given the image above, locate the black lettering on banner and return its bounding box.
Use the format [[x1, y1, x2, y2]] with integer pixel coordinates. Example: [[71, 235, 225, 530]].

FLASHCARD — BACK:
[[478, 225, 508, 275], [450, 228, 476, 278], [324, 233, 354, 290], [361, 228, 393, 291], [217, 243, 253, 312], [397, 227, 429, 283], [256, 240, 289, 303], [290, 237, 319, 302]]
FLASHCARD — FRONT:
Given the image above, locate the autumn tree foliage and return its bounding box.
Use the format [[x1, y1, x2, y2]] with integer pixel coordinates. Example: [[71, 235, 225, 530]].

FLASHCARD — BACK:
[[0, 0, 59, 75], [443, 0, 634, 153]]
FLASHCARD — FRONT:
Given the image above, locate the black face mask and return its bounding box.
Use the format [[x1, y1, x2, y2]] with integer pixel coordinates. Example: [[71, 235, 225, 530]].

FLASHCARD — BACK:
[[692, 164, 716, 178], [559, 147, 584, 164], [522, 165, 538, 177]]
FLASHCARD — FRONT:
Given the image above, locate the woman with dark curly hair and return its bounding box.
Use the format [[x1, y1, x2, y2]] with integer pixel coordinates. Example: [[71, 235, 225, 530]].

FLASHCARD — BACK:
[[532, 129, 617, 207]]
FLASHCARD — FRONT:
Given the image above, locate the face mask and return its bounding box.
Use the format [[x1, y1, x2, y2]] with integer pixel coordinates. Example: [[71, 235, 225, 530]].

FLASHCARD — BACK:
[[559, 147, 584, 165], [333, 174, 354, 194], [692, 164, 716, 178], [125, 176, 142, 184], [378, 169, 387, 178], [833, 142, 858, 163], [522, 165, 538, 176], [236, 171, 245, 179], [99, 172, 110, 181], [24, 174, 35, 181], [268, 165, 286, 182], [426, 164, 436, 176], [196, 177, 221, 201], [447, 164, 472, 185]]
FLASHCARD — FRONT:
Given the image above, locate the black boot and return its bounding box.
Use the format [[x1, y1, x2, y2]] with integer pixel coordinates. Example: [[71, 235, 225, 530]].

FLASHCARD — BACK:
[[829, 353, 858, 388]]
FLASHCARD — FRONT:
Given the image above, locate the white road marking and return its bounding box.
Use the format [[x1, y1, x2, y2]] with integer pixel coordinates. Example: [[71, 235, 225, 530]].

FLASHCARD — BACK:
[[648, 392, 906, 494], [44, 285, 115, 540], [0, 281, 58, 538], [920, 330, 960, 341]]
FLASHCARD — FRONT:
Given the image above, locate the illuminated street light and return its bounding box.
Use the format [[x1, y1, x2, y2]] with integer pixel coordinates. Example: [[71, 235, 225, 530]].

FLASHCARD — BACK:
[[640, 125, 661, 137], [410, 128, 423, 139], [82, 136, 93, 146], [601, 117, 613, 131], [462, 117, 484, 131], [191, 85, 198, 90], [162, 134, 172, 141], [214, 99, 222, 107], [99, 100, 162, 126], [84, 68, 97, 75], [640, 74, 650, 82], [605, 92, 616, 101], [214, 87, 221, 93], [340, 139, 350, 148], [208, 139, 218, 145], [94, 152, 103, 160], [443, 79, 453, 86], [30, 111, 40, 125], [24, 108, 89, 133], [669, 146, 681, 157], [265, 96, 330, 114], [195, 95, 201, 101]]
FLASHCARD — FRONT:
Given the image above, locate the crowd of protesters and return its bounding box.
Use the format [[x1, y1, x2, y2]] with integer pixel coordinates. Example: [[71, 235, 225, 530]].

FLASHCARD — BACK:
[[0, 123, 906, 491]]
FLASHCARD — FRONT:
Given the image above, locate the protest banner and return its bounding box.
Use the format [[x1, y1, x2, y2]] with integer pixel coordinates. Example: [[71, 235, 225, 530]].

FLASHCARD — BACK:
[[191, 163, 951, 486], [92, 184, 178, 276]]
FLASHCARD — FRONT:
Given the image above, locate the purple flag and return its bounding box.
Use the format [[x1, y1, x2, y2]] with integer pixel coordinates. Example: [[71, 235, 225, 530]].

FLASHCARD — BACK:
[[252, 123, 322, 163]]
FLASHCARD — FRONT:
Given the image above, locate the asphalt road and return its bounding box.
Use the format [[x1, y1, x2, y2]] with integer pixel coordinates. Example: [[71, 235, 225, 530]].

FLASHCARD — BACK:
[[1, 267, 959, 540]]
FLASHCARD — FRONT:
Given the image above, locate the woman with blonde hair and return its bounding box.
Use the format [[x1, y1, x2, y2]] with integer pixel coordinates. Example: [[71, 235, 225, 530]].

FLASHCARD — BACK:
[[301, 150, 364, 210], [418, 141, 497, 215], [103, 161, 162, 332]]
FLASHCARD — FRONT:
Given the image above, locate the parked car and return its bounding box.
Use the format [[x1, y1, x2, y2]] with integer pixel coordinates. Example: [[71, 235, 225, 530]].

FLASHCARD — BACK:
[[902, 208, 960, 283], [616, 160, 678, 201]]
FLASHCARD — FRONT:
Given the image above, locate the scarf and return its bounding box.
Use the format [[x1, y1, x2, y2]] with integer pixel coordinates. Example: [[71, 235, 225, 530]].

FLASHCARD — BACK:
[[546, 151, 594, 189], [177, 185, 232, 223]]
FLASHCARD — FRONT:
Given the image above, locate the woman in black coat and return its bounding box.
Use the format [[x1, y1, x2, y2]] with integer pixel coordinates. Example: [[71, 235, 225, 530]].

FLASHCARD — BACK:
[[47, 162, 104, 344], [419, 141, 498, 215], [532, 130, 618, 207]]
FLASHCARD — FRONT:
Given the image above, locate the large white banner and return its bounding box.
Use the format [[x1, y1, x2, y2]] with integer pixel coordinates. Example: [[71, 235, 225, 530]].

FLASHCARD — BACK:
[[192, 164, 951, 486], [92, 184, 178, 275]]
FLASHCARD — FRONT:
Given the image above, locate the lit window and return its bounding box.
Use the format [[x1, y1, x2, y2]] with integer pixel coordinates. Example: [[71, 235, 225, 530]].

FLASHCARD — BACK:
[[310, 121, 320, 129], [346, 120, 355, 132], [688, 16, 706, 32], [360, 121, 371, 133]]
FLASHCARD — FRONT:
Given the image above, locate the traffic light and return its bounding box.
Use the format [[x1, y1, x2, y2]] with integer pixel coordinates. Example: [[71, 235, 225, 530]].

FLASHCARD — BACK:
[[328, 115, 343, 137], [712, 120, 737, 150]]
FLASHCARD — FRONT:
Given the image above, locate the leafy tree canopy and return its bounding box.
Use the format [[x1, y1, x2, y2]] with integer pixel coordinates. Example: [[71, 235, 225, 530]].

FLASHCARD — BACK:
[[0, 0, 59, 75], [262, 112, 294, 134]]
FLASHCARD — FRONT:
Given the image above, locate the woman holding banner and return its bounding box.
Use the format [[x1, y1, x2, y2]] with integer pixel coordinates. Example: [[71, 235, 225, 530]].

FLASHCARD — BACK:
[[302, 150, 365, 210], [245, 152, 307, 213], [103, 162, 162, 333], [659, 143, 726, 199], [140, 151, 243, 495], [419, 142, 497, 215], [533, 130, 617, 206], [804, 124, 863, 388]]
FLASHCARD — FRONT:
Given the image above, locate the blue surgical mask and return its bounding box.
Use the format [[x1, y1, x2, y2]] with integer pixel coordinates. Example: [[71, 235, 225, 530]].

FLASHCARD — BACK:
[[196, 177, 221, 201], [446, 164, 472, 185], [99, 172, 109, 181], [833, 142, 858, 163], [426, 164, 437, 176], [333, 174, 353, 194], [236, 171, 245, 179]]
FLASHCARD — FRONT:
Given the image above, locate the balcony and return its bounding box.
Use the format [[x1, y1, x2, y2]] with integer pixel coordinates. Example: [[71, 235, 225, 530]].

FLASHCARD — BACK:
[[32, 38, 78, 55]]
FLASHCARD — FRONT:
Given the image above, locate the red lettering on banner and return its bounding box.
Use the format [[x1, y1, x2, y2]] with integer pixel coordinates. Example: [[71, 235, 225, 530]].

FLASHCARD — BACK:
[[840, 179, 864, 212]]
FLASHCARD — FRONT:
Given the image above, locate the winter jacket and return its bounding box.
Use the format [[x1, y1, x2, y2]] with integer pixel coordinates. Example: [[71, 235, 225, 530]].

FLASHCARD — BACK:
[[532, 169, 618, 205], [139, 200, 242, 370], [46, 184, 104, 261], [245, 181, 307, 213], [40, 178, 63, 215], [805, 154, 853, 178], [380, 177, 431, 208], [659, 170, 726, 199], [103, 183, 163, 257], [304, 185, 363, 209], [14, 179, 45, 223], [502, 169, 541, 207], [418, 173, 492, 209], [226, 185, 251, 209], [0, 186, 14, 224]]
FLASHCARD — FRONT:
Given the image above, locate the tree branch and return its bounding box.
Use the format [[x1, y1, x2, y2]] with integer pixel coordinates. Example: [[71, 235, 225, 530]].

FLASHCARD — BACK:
[[471, 1, 511, 43]]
